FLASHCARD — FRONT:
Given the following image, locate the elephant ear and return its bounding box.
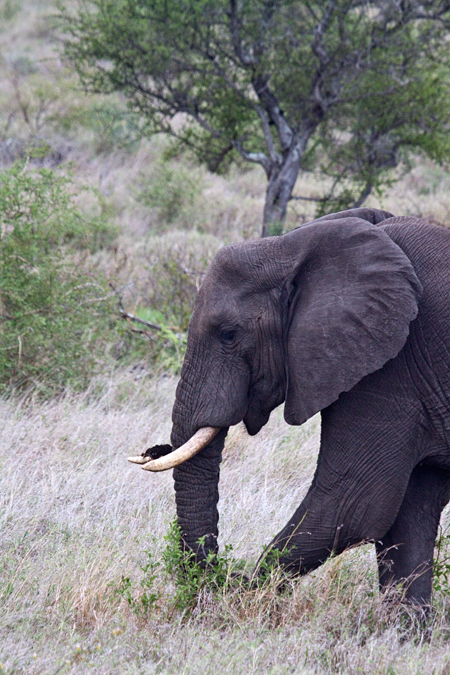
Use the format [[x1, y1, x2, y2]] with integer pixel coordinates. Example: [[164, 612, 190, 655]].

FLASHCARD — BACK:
[[282, 217, 422, 426]]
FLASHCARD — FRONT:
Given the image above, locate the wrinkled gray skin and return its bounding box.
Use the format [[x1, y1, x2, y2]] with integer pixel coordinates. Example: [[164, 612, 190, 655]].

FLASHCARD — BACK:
[[171, 208, 450, 606]]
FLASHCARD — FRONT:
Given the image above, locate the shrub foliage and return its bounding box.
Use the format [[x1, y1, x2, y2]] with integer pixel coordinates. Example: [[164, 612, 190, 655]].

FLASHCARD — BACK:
[[0, 162, 118, 396]]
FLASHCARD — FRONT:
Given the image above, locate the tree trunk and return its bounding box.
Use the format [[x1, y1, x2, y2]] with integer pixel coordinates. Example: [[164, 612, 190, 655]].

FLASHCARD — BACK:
[[261, 137, 308, 237], [351, 181, 373, 209]]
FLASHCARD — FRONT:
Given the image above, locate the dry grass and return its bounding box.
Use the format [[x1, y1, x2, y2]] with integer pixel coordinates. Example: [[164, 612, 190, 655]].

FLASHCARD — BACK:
[[2, 374, 450, 674]]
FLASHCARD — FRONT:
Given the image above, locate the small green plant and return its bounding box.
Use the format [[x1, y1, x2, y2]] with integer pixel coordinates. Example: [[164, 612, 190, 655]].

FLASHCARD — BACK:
[[116, 549, 160, 618], [433, 527, 450, 595], [162, 520, 235, 612], [257, 544, 284, 577], [252, 543, 296, 595], [154, 324, 187, 373], [137, 160, 203, 226], [134, 308, 187, 372]]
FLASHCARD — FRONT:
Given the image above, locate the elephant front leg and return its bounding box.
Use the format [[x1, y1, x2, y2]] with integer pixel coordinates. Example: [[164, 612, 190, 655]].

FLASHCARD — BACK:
[[258, 489, 346, 575], [259, 382, 425, 580], [376, 463, 450, 607]]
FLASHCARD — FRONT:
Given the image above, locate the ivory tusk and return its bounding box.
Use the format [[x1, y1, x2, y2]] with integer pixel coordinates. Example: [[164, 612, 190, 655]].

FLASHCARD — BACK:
[[128, 455, 152, 465], [128, 427, 220, 472]]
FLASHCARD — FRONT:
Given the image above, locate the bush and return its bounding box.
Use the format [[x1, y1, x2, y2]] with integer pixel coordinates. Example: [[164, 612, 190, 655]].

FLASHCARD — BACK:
[[113, 231, 222, 373], [0, 161, 119, 396], [137, 231, 222, 330], [162, 520, 236, 612], [115, 521, 237, 619], [137, 159, 204, 227]]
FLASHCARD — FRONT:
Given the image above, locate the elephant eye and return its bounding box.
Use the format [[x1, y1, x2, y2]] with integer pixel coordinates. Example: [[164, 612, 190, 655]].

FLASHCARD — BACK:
[[220, 329, 237, 346]]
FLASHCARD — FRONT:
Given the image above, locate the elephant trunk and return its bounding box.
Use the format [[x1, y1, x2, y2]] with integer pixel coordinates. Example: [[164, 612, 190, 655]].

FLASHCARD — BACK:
[[168, 337, 239, 560], [171, 424, 229, 561]]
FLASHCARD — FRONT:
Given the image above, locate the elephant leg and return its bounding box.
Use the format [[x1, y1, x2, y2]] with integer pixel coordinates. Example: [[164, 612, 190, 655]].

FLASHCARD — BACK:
[[258, 370, 427, 579], [376, 463, 450, 606]]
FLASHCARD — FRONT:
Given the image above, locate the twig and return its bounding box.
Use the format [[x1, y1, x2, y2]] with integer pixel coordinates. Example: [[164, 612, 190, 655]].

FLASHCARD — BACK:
[[110, 282, 163, 332], [289, 195, 323, 202], [119, 308, 162, 332]]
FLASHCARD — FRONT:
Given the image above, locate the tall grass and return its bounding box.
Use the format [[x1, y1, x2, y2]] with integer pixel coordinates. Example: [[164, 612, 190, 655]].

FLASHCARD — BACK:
[[1, 373, 450, 674]]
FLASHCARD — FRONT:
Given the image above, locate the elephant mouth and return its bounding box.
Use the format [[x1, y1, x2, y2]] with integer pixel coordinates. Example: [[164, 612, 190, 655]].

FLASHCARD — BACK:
[[128, 426, 220, 472]]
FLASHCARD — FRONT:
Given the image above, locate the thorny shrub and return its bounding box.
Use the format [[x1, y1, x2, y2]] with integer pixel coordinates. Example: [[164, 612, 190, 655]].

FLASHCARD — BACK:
[[0, 161, 120, 396], [136, 159, 204, 227]]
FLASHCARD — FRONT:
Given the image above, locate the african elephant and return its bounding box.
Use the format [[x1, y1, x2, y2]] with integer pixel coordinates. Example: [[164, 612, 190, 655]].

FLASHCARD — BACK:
[[132, 207, 450, 606]]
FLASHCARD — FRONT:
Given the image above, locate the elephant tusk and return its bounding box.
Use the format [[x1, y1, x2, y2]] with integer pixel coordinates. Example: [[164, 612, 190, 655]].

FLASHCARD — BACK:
[[127, 427, 221, 472], [128, 455, 152, 465]]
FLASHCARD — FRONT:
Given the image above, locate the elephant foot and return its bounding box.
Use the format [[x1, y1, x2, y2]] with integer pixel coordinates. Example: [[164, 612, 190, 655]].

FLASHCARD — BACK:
[[380, 584, 433, 638]]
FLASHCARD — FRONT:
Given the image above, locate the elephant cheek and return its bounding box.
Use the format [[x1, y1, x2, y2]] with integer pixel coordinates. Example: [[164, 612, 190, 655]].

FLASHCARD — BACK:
[[172, 361, 250, 443], [243, 405, 270, 436], [243, 377, 285, 435]]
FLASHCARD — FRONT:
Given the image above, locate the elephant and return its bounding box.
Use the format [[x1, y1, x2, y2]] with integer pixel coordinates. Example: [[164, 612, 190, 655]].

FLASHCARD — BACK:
[[131, 207, 450, 606]]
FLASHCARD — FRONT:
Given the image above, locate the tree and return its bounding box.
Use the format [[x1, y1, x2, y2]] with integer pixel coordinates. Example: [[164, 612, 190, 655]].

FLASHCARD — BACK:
[[61, 0, 450, 235]]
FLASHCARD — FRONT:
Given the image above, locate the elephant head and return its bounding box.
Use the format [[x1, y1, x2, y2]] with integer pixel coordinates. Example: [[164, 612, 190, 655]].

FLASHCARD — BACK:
[[139, 207, 422, 561]]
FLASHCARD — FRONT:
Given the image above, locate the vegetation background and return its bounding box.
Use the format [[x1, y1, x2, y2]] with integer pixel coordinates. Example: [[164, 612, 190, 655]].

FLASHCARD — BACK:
[[1, 1, 450, 673]]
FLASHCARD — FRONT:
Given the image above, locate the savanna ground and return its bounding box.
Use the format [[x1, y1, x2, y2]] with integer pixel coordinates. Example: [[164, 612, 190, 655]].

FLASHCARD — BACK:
[[2, 1, 450, 673]]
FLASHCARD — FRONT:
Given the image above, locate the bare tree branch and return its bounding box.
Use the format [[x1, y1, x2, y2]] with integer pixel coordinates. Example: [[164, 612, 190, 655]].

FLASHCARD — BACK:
[[109, 283, 163, 331], [255, 105, 282, 165], [119, 308, 163, 332], [232, 139, 271, 174], [252, 76, 294, 150]]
